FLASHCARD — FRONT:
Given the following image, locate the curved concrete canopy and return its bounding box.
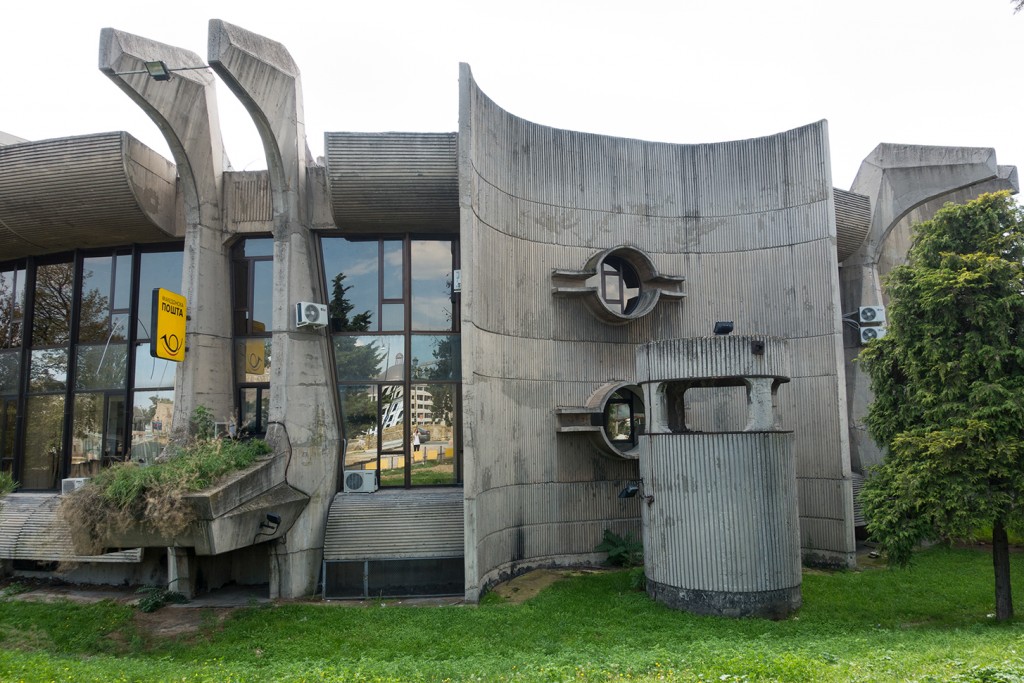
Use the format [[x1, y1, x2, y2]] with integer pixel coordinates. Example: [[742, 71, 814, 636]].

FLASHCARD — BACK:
[[325, 132, 459, 233], [0, 132, 179, 259]]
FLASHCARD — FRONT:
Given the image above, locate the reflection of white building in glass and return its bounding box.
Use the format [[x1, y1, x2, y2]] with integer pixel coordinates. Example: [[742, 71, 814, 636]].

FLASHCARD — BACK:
[[0, 20, 1018, 610]]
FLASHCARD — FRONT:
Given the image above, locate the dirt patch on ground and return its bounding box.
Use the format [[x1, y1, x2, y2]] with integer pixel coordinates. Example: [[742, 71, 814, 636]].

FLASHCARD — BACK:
[[132, 606, 236, 643], [490, 568, 603, 604]]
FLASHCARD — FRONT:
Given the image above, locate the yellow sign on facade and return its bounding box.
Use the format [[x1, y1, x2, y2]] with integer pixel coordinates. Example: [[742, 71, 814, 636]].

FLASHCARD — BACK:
[[151, 288, 187, 362]]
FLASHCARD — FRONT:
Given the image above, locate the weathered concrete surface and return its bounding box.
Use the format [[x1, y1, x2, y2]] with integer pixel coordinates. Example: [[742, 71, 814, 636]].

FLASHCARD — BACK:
[[209, 19, 340, 599], [99, 28, 234, 432], [68, 456, 308, 557], [460, 63, 854, 599], [636, 337, 801, 618], [0, 133, 180, 259], [840, 145, 1020, 474]]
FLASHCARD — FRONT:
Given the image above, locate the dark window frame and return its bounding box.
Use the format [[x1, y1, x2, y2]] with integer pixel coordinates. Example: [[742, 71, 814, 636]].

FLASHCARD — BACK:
[[323, 235, 463, 489]]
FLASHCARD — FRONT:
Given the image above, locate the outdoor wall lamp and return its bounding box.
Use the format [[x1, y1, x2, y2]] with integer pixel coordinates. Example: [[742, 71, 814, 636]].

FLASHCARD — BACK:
[[714, 321, 734, 335], [618, 483, 640, 498], [618, 482, 654, 506], [253, 512, 282, 544], [113, 60, 210, 81]]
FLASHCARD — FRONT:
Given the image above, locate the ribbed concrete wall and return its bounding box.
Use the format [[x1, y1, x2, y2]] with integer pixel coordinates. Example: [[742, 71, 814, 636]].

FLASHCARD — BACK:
[[0, 132, 179, 258], [324, 489, 463, 561], [639, 433, 801, 616], [326, 132, 458, 233], [459, 64, 854, 597]]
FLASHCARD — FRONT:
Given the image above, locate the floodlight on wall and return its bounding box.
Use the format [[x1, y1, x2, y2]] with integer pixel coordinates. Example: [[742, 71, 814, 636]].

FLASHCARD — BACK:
[[618, 481, 654, 505], [618, 483, 640, 498], [252, 512, 283, 544], [112, 60, 211, 81], [145, 60, 171, 81], [713, 321, 734, 335]]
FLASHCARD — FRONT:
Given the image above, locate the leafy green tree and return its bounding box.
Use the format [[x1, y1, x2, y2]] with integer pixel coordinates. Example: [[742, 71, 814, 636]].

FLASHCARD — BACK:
[[860, 191, 1024, 621]]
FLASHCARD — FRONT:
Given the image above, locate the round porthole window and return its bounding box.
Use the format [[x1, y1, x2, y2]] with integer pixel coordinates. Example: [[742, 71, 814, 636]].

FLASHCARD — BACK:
[[602, 386, 645, 453], [597, 255, 642, 315]]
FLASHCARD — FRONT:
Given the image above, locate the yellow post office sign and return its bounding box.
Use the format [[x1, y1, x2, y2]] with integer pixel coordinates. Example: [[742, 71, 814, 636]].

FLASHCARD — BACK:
[[151, 288, 187, 362]]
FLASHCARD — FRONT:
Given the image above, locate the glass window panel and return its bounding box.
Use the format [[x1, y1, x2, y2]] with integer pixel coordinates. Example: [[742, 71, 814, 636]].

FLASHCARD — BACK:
[[75, 343, 128, 390], [232, 258, 251, 336], [131, 389, 174, 462], [340, 384, 377, 471], [110, 313, 130, 343], [29, 348, 68, 392], [243, 238, 274, 258], [79, 256, 113, 343], [137, 251, 183, 339], [105, 394, 127, 464], [382, 240, 403, 301], [23, 394, 64, 490], [251, 260, 273, 333], [381, 303, 404, 331], [0, 349, 20, 393], [0, 268, 25, 349], [2, 399, 16, 469], [323, 239, 378, 332], [32, 262, 75, 346], [235, 338, 272, 383], [378, 384, 405, 486], [113, 254, 132, 310], [410, 383, 457, 486], [71, 393, 104, 475], [411, 240, 453, 331], [410, 335, 460, 381], [333, 335, 401, 381], [133, 346, 176, 389], [238, 387, 270, 437]]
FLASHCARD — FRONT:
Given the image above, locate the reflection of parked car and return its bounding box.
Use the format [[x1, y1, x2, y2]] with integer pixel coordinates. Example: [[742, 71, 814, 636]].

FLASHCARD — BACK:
[[415, 427, 431, 441]]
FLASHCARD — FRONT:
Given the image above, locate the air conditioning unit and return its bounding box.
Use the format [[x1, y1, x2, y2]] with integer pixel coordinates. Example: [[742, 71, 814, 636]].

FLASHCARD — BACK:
[[343, 470, 378, 493], [859, 306, 886, 324], [295, 301, 328, 328], [61, 477, 90, 494], [860, 326, 888, 345]]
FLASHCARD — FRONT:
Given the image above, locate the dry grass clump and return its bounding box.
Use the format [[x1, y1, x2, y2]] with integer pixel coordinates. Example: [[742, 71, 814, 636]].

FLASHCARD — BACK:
[[60, 438, 271, 555]]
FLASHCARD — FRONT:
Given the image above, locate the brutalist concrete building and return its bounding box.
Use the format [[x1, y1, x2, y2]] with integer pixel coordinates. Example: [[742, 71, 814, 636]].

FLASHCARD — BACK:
[[0, 20, 1017, 612]]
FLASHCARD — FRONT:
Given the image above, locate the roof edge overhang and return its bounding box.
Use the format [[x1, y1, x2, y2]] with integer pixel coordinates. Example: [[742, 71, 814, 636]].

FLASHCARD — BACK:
[[0, 131, 181, 261]]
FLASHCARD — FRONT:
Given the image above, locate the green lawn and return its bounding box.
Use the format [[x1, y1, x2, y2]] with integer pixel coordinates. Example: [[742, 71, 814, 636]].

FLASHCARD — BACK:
[[2, 546, 1024, 682]]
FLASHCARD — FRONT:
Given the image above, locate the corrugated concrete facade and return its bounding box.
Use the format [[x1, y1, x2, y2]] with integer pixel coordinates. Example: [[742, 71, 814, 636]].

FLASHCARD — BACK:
[[0, 132, 179, 258], [458, 64, 854, 596], [640, 433, 800, 616]]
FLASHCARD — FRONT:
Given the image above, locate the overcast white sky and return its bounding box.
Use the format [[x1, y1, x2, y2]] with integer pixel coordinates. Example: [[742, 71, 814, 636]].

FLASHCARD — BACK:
[[2, 0, 1021, 190]]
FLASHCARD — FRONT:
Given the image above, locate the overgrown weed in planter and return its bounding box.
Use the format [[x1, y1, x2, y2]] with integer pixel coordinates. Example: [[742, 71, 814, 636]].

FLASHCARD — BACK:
[[60, 435, 271, 554]]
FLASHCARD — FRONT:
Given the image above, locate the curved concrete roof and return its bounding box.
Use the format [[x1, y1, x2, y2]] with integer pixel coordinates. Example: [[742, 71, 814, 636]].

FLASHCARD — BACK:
[[325, 132, 458, 233], [0, 131, 180, 260]]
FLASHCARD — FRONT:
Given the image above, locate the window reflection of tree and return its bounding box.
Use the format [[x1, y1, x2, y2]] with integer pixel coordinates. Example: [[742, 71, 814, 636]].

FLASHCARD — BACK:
[[331, 272, 385, 455]]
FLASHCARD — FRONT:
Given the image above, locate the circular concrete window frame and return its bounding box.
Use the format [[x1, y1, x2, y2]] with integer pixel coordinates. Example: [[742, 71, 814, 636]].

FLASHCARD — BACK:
[[583, 247, 661, 324]]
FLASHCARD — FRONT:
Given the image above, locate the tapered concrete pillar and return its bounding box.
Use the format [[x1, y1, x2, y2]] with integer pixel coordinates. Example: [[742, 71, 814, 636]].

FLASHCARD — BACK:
[[209, 19, 341, 598], [99, 29, 234, 434]]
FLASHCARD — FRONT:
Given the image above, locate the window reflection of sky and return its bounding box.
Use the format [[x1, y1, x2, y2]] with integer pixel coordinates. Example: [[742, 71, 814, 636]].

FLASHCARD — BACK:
[[411, 240, 452, 331], [134, 348, 176, 389]]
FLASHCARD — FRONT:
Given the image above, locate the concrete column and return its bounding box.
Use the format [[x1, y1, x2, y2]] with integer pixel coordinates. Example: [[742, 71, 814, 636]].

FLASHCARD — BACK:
[[166, 547, 194, 598], [209, 20, 341, 599], [743, 378, 776, 431], [99, 29, 234, 435]]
